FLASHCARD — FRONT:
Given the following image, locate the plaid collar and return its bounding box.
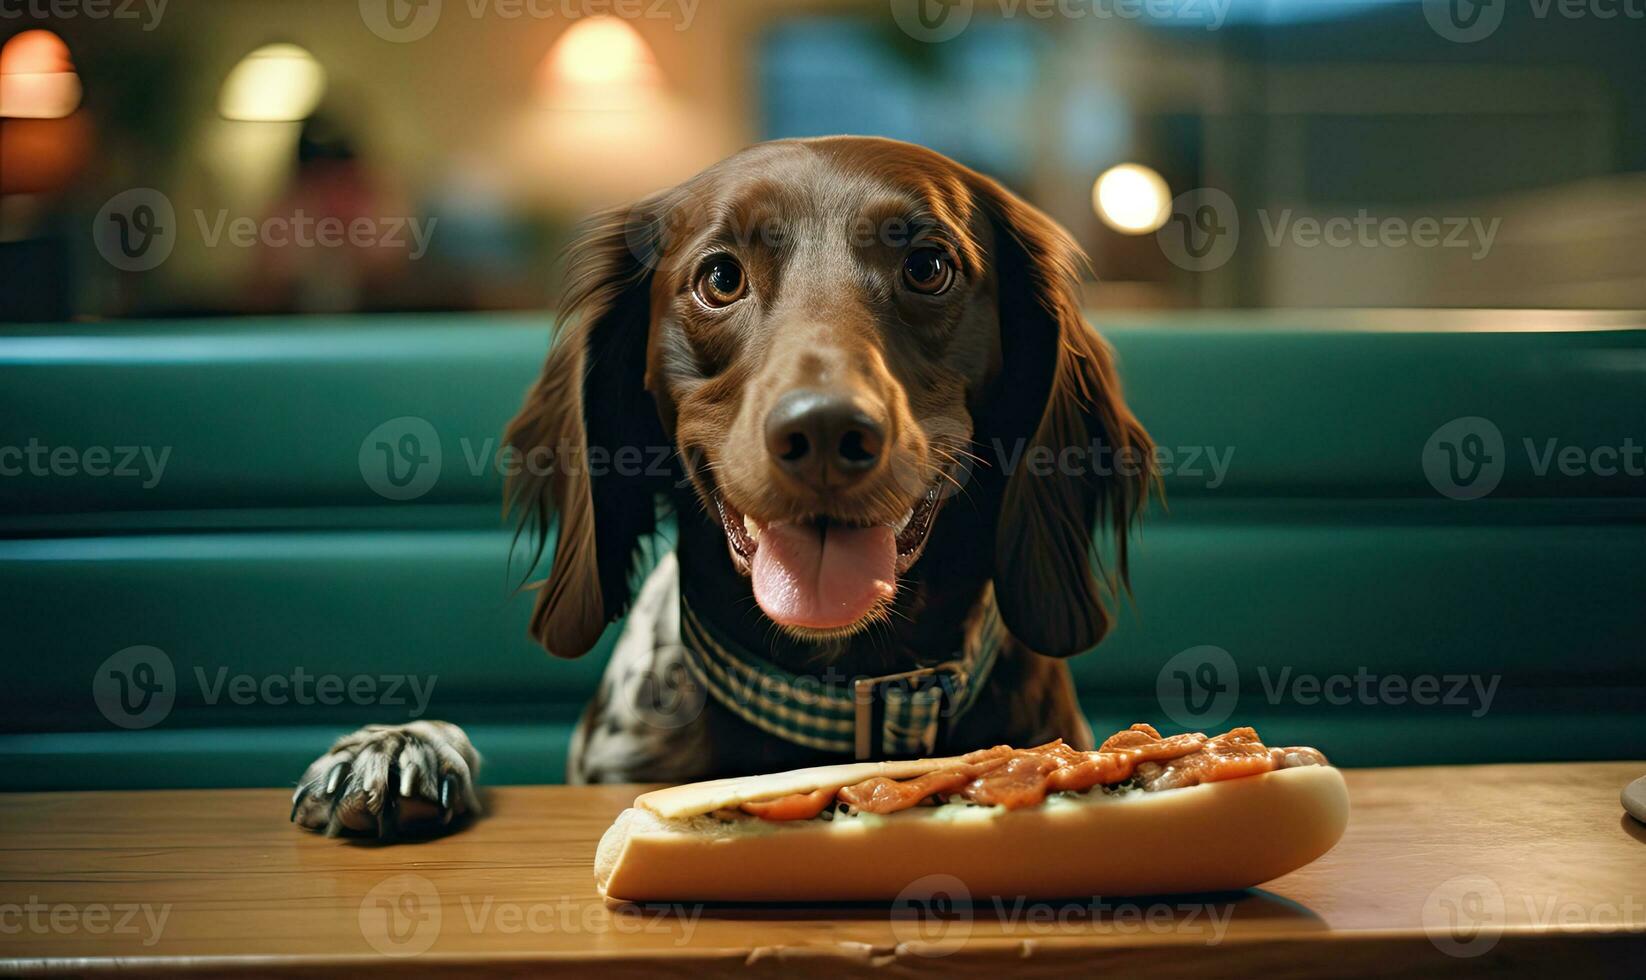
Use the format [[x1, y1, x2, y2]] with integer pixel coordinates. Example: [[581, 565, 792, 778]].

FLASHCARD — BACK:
[[678, 590, 1002, 760]]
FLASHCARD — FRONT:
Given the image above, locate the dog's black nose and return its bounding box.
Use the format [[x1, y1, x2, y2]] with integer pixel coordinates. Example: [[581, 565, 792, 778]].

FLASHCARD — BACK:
[[765, 390, 885, 488]]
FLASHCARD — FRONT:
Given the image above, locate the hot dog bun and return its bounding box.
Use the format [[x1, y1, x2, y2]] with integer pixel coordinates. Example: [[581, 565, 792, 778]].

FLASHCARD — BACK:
[[596, 763, 1348, 903]]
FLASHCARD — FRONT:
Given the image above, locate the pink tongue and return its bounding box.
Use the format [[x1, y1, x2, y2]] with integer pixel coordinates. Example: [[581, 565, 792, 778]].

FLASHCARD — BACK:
[[751, 522, 897, 630]]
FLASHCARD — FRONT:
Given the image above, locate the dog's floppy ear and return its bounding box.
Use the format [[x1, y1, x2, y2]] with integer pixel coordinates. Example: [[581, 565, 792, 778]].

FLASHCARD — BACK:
[[505, 200, 670, 658], [968, 174, 1155, 658]]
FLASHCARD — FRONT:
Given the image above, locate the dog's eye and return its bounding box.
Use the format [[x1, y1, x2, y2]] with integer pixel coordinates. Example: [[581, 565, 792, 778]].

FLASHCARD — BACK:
[[902, 247, 954, 295], [694, 257, 747, 308]]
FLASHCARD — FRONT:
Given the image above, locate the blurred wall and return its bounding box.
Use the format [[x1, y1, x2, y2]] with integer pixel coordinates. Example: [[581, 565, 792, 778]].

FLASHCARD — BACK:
[[4, 0, 1644, 317]]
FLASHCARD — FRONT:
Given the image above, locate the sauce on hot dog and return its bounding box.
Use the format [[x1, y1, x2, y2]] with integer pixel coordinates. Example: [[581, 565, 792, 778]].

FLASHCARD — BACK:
[[737, 724, 1327, 821]]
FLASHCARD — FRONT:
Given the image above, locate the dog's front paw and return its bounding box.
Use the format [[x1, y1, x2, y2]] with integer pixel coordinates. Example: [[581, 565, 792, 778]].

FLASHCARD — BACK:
[[291, 721, 481, 839]]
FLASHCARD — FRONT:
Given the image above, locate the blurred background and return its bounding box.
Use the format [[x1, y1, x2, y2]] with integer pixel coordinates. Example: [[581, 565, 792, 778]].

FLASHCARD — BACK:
[[3, 1, 1644, 790], [5, 0, 1646, 322]]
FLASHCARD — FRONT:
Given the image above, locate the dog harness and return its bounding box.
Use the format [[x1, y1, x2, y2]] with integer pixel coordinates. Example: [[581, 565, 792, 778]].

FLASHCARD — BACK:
[[678, 586, 1002, 760]]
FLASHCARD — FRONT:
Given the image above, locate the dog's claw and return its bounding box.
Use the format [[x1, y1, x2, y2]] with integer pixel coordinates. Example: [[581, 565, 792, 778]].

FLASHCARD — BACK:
[[440, 774, 452, 812], [290, 786, 308, 822], [324, 760, 350, 796], [323, 796, 347, 836], [377, 764, 401, 841]]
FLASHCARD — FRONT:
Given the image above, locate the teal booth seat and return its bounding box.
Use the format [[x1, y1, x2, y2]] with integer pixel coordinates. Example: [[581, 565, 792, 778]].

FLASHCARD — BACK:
[[2, 315, 1642, 790]]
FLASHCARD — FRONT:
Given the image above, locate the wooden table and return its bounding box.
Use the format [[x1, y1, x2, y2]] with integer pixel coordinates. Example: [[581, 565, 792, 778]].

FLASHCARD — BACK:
[[1, 762, 1642, 976]]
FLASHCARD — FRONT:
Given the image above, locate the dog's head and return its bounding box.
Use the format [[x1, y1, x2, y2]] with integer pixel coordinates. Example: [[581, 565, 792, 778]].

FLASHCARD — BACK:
[[507, 137, 1152, 659]]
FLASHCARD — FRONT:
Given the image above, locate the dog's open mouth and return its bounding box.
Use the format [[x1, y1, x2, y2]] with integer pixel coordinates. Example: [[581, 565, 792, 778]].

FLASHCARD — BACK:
[[712, 480, 945, 633]]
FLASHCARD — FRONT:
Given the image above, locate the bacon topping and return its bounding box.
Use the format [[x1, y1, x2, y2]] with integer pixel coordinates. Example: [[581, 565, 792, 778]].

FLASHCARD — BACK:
[[838, 768, 972, 814], [965, 730, 1211, 809], [734, 725, 1327, 821], [1136, 727, 1278, 791], [739, 787, 835, 821]]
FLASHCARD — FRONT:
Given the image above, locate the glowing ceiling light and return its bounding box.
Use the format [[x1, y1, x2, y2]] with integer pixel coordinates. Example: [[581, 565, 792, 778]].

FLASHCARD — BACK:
[[1093, 163, 1172, 235], [218, 43, 326, 122], [538, 16, 661, 103], [0, 30, 83, 119]]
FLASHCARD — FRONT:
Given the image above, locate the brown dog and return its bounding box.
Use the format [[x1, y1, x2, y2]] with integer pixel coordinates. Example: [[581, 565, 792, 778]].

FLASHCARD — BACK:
[[291, 137, 1153, 836]]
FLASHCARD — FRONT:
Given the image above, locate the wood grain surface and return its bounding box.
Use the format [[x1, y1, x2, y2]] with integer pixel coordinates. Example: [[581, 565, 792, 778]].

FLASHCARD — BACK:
[[2, 762, 1643, 976]]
